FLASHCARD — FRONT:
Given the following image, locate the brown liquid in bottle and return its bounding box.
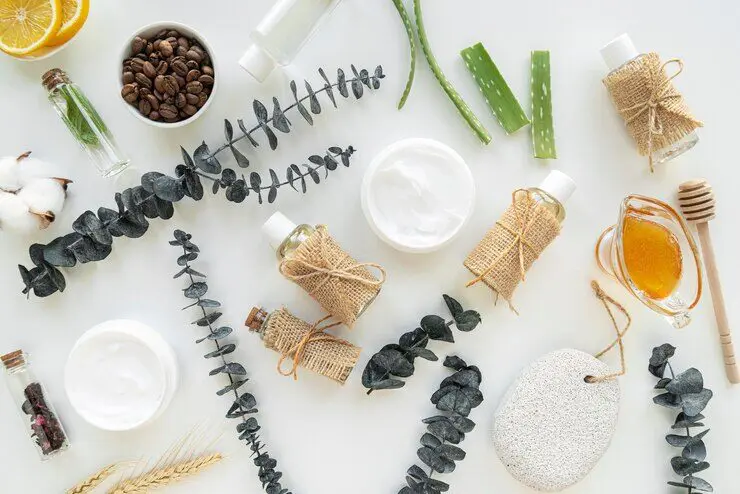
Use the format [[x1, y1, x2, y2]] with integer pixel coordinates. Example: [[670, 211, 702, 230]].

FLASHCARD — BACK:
[[622, 215, 682, 300]]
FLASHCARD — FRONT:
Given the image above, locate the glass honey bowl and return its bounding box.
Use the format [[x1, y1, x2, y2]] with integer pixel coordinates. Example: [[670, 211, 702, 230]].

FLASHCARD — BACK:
[[596, 195, 703, 328]]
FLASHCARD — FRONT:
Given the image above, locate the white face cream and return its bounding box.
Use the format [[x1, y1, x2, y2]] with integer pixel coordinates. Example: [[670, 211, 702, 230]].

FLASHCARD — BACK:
[[65, 320, 176, 431], [361, 138, 475, 252]]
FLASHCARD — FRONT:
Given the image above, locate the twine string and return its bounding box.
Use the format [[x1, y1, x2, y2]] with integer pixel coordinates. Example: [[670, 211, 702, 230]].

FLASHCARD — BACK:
[[586, 281, 632, 383], [618, 58, 684, 172], [276, 315, 349, 380]]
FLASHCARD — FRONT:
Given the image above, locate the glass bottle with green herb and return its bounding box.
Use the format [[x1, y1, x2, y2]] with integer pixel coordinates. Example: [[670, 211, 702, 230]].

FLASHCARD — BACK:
[[42, 68, 130, 177]]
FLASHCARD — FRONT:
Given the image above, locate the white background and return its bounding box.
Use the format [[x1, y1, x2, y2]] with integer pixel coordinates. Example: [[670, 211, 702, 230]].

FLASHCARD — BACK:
[[1, 1, 738, 493]]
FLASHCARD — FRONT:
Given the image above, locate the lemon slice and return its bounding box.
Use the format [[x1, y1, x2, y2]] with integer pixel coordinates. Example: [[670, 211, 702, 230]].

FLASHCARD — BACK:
[[47, 0, 88, 46], [0, 0, 62, 55]]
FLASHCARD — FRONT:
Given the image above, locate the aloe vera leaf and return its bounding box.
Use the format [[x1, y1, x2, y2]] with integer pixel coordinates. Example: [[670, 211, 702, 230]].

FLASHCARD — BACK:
[[531, 50, 556, 159], [461, 43, 530, 135], [413, 0, 491, 145], [391, 0, 417, 109]]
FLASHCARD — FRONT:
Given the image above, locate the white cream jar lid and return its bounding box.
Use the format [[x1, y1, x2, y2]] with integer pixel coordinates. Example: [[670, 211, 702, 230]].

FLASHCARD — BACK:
[[65, 320, 178, 431], [361, 138, 475, 253]]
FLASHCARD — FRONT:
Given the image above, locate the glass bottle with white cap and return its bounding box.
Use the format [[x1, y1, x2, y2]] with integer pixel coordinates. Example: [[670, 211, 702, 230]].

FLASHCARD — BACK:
[[263, 211, 316, 260], [526, 170, 576, 222], [601, 33, 699, 164], [239, 0, 343, 83]]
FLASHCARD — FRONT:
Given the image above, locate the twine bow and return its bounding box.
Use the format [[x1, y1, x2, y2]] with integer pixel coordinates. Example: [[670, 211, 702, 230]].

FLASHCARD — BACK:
[[276, 315, 350, 380], [279, 226, 386, 294], [618, 59, 684, 173], [585, 281, 632, 383], [466, 190, 545, 309]]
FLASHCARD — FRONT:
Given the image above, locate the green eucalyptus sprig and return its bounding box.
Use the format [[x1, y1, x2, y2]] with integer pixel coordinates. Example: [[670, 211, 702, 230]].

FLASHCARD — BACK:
[[650, 343, 713, 493], [362, 295, 481, 394], [170, 230, 291, 494], [399, 356, 483, 494]]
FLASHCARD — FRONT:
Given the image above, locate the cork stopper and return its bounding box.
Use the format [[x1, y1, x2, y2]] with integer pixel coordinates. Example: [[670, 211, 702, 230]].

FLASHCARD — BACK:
[[245, 307, 269, 333], [678, 179, 716, 224], [42, 68, 71, 92], [1, 350, 26, 371]]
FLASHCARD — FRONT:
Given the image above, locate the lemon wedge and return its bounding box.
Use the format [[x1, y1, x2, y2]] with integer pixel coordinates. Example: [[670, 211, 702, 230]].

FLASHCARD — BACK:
[[47, 0, 88, 46], [0, 0, 63, 56]]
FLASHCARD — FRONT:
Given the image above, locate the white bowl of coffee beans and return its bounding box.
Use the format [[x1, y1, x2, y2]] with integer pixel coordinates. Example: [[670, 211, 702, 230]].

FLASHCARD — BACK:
[[119, 22, 217, 128]]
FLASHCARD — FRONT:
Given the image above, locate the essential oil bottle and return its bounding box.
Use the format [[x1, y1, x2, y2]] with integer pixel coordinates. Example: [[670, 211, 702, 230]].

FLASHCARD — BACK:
[[526, 170, 576, 222], [601, 34, 699, 164], [1, 350, 69, 460], [42, 69, 130, 177]]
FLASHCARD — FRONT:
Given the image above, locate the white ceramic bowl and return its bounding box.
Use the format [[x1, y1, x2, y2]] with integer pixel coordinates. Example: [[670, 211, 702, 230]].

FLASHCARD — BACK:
[[117, 21, 218, 128], [65, 320, 178, 431], [361, 138, 476, 254]]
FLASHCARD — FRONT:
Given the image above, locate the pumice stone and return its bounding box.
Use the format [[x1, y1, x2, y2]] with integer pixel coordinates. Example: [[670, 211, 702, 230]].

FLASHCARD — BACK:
[[492, 349, 620, 491]]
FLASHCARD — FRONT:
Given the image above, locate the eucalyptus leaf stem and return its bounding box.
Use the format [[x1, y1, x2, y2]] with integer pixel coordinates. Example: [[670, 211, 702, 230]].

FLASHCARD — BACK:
[[666, 361, 694, 494]]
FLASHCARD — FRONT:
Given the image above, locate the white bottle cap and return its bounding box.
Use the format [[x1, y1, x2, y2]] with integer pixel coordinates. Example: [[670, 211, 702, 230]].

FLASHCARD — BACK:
[[600, 33, 639, 71], [538, 170, 576, 206], [262, 212, 297, 251], [239, 44, 277, 83]]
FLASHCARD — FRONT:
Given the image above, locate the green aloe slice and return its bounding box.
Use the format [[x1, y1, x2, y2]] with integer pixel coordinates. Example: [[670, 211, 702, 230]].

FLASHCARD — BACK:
[[461, 43, 530, 135], [531, 50, 556, 158], [413, 0, 491, 145], [392, 0, 417, 109]]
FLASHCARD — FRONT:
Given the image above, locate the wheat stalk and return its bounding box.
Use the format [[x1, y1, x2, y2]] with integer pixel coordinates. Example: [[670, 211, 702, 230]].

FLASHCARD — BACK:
[[66, 464, 120, 494], [106, 453, 223, 494]]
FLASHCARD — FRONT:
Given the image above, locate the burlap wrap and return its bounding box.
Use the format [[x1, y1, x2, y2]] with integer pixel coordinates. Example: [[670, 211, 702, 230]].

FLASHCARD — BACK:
[[464, 190, 561, 306], [603, 53, 702, 169], [279, 226, 385, 328], [263, 308, 361, 385]]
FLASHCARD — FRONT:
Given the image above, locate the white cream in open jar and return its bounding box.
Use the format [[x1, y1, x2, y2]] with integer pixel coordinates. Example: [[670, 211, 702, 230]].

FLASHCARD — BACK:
[[65, 320, 178, 431], [361, 138, 475, 253]]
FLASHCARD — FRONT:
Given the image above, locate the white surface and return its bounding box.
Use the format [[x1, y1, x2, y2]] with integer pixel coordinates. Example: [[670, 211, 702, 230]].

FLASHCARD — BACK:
[[361, 138, 474, 253], [0, 1, 738, 493]]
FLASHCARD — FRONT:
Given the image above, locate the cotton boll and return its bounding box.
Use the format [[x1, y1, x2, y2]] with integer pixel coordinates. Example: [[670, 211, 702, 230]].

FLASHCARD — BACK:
[[16, 156, 62, 187], [0, 155, 21, 192], [0, 191, 43, 234], [17, 178, 66, 215]]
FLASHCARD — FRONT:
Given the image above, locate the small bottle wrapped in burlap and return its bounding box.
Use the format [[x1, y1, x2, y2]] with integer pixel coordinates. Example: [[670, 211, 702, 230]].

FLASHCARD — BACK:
[[246, 307, 361, 385], [464, 189, 562, 309], [602, 49, 702, 171], [279, 225, 386, 328]]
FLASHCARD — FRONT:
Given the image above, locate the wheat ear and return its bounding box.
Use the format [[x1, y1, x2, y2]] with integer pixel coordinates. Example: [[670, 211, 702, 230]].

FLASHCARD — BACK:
[[106, 453, 223, 494], [66, 464, 120, 494]]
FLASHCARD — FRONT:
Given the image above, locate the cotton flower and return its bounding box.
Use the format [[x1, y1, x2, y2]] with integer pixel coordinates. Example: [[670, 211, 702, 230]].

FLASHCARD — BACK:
[[0, 152, 72, 234]]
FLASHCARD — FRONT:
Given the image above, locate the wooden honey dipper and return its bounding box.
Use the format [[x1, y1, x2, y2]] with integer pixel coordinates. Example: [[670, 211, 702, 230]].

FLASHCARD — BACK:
[[678, 179, 739, 383]]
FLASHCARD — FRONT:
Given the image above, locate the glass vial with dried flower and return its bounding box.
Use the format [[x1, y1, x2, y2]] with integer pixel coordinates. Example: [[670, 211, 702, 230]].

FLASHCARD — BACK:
[[42, 69, 130, 177], [1, 350, 69, 460]]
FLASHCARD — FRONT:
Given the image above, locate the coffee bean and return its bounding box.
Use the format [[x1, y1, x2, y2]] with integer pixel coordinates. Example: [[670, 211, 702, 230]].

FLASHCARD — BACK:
[[183, 104, 198, 116], [197, 92, 208, 108], [186, 69, 201, 82], [146, 93, 160, 111], [166, 30, 180, 38], [175, 92, 187, 108], [186, 81, 203, 94], [130, 58, 145, 73], [140, 87, 152, 98], [154, 75, 165, 93], [148, 53, 160, 63], [155, 29, 168, 39], [135, 53, 148, 61], [135, 72, 152, 89], [185, 93, 199, 105], [138, 99, 152, 115], [154, 90, 166, 101], [159, 104, 178, 119], [162, 75, 179, 95], [156, 61, 168, 75], [132, 36, 146, 54], [202, 65, 213, 76], [122, 71, 135, 84], [142, 61, 157, 79], [172, 60, 188, 76], [164, 96, 175, 105], [165, 36, 178, 46], [153, 39, 161, 50], [185, 49, 202, 63], [177, 37, 190, 49], [176, 45, 188, 57], [174, 74, 186, 89], [159, 40, 174, 58], [198, 74, 214, 86], [149, 111, 161, 121], [147, 42, 155, 55], [121, 84, 139, 104], [186, 60, 199, 70]]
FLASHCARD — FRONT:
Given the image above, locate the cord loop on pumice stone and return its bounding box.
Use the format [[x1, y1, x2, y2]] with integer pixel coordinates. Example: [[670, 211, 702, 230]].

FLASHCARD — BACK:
[[585, 281, 631, 383]]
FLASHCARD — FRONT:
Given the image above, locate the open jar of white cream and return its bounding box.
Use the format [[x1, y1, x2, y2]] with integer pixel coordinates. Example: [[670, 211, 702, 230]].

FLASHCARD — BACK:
[[65, 320, 178, 431], [361, 138, 475, 253]]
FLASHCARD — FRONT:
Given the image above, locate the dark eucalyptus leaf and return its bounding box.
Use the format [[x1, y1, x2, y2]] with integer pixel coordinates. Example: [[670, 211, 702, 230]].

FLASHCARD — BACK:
[[337, 68, 348, 97], [650, 343, 677, 367], [655, 378, 672, 389], [153, 175, 186, 202], [231, 146, 251, 168], [671, 457, 709, 476], [420, 433, 441, 448], [66, 235, 112, 263], [193, 142, 222, 174], [41, 234, 78, 267], [425, 419, 462, 444], [673, 413, 705, 429], [237, 118, 259, 148], [649, 362, 668, 379], [417, 447, 455, 474], [666, 368, 704, 396], [268, 169, 280, 204], [173, 266, 206, 279], [197, 299, 221, 308], [399, 328, 428, 349], [121, 187, 146, 225], [360, 68, 370, 88], [209, 362, 247, 376], [184, 282, 208, 298], [216, 379, 248, 396], [193, 311, 222, 326], [253, 100, 279, 149], [441, 368, 482, 389], [422, 315, 454, 343], [681, 389, 713, 417], [225, 179, 248, 203], [304, 165, 321, 184], [683, 440, 707, 462], [405, 347, 438, 361], [42, 262, 66, 291], [271, 97, 291, 133], [287, 165, 301, 192], [203, 344, 236, 358], [318, 67, 337, 107], [371, 349, 415, 377], [305, 81, 321, 114], [224, 118, 234, 141], [195, 326, 233, 343], [141, 171, 164, 193], [290, 80, 313, 125], [431, 385, 483, 417], [683, 476, 713, 492], [653, 392, 683, 410], [350, 65, 364, 98], [221, 168, 237, 186], [236, 392, 257, 410], [71, 211, 113, 246], [323, 153, 338, 172], [443, 356, 468, 371]]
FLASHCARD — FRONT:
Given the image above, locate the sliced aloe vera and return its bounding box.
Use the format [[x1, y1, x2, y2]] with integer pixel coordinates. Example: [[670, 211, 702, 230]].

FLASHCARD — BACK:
[[461, 43, 530, 135], [413, 0, 491, 145], [392, 0, 417, 109], [531, 50, 556, 158]]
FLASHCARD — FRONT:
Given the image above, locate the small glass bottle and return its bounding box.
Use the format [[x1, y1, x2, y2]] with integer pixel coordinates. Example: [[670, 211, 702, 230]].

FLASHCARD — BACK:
[[239, 0, 343, 82], [527, 169, 576, 223], [263, 211, 317, 260], [42, 69, 130, 177], [1, 350, 69, 460], [601, 34, 699, 164]]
